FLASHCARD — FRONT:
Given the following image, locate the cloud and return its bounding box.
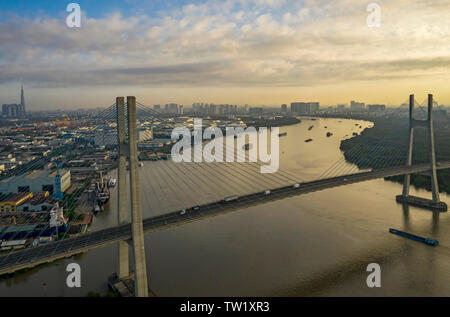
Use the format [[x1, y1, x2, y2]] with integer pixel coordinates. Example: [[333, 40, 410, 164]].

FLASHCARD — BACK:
[[0, 0, 449, 94]]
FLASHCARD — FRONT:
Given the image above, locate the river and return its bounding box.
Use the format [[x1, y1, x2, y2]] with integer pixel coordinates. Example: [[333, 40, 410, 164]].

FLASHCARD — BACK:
[[0, 117, 448, 296]]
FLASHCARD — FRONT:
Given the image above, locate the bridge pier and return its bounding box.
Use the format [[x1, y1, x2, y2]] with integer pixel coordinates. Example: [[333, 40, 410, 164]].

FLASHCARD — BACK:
[[113, 96, 149, 297], [397, 94, 447, 212], [116, 97, 130, 279], [127, 96, 149, 297]]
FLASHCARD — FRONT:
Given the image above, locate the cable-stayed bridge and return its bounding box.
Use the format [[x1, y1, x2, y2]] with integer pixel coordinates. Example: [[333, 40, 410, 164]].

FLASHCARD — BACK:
[[0, 161, 449, 277], [0, 94, 448, 296]]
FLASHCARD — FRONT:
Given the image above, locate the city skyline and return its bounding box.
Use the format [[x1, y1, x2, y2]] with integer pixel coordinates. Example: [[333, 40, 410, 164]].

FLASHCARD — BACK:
[[0, 0, 449, 109]]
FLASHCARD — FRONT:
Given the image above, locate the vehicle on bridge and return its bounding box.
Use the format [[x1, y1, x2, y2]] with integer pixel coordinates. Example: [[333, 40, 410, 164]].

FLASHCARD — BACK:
[[180, 209, 186, 215], [292, 183, 300, 189], [221, 195, 239, 203], [192, 205, 200, 211], [264, 190, 271, 195]]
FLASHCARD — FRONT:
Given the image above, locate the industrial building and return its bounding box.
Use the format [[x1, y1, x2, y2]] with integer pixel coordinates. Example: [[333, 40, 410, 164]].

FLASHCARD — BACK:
[[0, 169, 71, 196], [0, 191, 57, 213], [0, 192, 34, 213]]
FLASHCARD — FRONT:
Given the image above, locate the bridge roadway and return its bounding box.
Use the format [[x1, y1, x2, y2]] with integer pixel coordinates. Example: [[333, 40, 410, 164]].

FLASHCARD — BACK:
[[0, 162, 449, 275]]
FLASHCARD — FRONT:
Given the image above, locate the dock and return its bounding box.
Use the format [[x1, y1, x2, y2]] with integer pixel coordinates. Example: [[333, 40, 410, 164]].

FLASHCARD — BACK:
[[396, 195, 447, 211]]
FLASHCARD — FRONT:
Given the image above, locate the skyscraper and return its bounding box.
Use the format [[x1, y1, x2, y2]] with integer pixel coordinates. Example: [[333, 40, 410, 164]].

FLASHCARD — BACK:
[[2, 85, 26, 118], [21, 85, 26, 115]]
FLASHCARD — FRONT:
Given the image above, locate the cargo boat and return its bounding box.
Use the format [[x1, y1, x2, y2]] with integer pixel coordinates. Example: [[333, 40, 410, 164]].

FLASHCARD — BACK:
[[108, 178, 117, 187], [94, 167, 110, 209]]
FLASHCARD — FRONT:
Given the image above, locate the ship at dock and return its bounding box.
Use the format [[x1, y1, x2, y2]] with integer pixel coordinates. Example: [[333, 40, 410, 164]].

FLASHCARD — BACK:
[[92, 168, 110, 213]]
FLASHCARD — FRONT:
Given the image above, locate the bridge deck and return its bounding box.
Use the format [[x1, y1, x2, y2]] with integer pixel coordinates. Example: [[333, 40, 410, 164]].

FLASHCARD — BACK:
[[0, 162, 449, 275]]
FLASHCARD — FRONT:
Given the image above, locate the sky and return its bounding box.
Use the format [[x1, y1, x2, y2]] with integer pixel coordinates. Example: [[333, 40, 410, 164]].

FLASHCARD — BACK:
[[0, 0, 449, 110]]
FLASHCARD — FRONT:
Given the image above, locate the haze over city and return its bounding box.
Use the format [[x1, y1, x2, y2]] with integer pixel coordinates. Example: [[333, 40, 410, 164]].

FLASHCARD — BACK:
[[0, 0, 449, 110]]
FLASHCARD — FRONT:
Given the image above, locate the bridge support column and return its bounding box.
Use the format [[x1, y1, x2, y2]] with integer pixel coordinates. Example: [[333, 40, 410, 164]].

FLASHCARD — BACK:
[[396, 94, 447, 212], [401, 94, 414, 197], [427, 94, 440, 204], [116, 97, 129, 279], [127, 96, 149, 297]]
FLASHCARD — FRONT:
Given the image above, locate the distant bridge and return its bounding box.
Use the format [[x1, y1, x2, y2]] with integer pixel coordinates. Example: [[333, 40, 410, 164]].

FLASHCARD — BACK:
[[0, 161, 448, 276]]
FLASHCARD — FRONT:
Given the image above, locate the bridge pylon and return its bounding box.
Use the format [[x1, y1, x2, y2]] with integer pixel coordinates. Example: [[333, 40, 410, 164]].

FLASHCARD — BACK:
[[116, 97, 130, 279], [113, 96, 150, 297], [396, 94, 447, 211]]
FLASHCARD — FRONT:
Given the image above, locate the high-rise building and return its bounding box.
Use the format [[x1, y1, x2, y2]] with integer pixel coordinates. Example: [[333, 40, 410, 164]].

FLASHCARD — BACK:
[[2, 85, 26, 118], [21, 85, 26, 115], [367, 104, 386, 112], [281, 104, 287, 113], [249, 107, 264, 115], [167, 103, 178, 114], [350, 100, 365, 110], [290, 102, 319, 115]]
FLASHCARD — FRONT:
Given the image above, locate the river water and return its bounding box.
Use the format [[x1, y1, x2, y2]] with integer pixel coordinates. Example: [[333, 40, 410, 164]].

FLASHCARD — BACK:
[[0, 117, 449, 296]]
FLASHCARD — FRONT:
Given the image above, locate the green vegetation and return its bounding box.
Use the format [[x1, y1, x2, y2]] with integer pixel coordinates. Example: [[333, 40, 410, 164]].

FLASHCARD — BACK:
[[339, 116, 450, 194]]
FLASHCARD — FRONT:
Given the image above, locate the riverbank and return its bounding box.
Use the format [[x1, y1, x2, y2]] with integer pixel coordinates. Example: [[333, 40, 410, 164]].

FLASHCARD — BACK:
[[315, 114, 450, 194]]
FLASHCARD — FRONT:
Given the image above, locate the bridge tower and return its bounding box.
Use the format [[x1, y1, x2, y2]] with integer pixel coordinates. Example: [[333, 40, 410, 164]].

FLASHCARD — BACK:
[[396, 94, 447, 211], [116, 97, 129, 280], [115, 96, 149, 297]]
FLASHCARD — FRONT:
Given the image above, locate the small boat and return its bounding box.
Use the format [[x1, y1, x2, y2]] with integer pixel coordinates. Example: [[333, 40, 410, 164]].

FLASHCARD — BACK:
[[305, 138, 313, 143], [139, 162, 144, 167], [94, 204, 101, 214], [108, 178, 117, 187]]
